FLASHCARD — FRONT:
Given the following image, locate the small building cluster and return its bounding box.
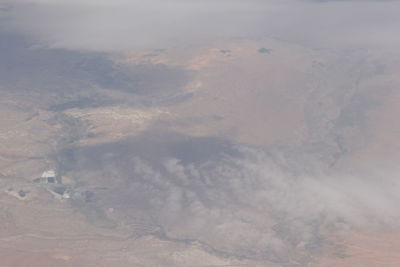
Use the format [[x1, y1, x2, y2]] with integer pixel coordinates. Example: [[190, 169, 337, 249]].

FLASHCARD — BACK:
[[33, 170, 57, 184], [6, 168, 84, 202]]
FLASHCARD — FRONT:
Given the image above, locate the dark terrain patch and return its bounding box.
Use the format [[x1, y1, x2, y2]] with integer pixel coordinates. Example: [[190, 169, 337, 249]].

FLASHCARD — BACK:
[[0, 32, 193, 109]]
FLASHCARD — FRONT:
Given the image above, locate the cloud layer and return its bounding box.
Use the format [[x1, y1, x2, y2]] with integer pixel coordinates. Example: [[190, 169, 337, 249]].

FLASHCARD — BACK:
[[2, 0, 400, 51]]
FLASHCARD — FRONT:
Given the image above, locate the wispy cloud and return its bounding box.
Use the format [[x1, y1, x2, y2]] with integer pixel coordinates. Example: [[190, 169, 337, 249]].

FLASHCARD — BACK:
[[59, 133, 400, 262]]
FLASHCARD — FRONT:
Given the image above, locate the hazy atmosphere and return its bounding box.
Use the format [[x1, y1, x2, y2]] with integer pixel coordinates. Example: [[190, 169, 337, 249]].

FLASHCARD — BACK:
[[1, 0, 400, 266]]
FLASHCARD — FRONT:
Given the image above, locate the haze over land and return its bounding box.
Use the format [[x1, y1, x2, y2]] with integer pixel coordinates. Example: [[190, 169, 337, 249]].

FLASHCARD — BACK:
[[1, 0, 400, 266]]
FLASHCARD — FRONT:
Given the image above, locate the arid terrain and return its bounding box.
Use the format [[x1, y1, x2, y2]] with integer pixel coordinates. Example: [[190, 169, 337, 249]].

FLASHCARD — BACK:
[[1, 1, 400, 266]]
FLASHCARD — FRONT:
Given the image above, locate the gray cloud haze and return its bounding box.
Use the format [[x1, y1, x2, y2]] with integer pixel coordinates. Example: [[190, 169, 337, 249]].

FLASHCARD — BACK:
[[2, 0, 400, 51]]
